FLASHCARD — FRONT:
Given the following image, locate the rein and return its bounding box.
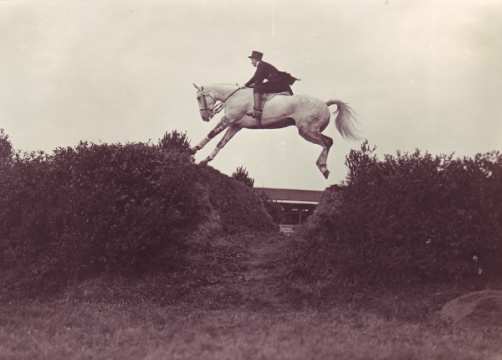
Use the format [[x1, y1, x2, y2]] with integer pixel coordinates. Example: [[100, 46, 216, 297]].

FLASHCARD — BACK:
[[199, 86, 246, 117]]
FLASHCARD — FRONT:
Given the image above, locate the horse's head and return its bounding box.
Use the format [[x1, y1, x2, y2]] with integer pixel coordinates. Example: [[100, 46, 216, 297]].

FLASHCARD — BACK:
[[193, 83, 217, 122]]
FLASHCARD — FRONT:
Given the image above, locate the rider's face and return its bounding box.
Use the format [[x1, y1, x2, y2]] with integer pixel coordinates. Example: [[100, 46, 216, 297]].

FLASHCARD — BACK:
[[251, 58, 258, 67]]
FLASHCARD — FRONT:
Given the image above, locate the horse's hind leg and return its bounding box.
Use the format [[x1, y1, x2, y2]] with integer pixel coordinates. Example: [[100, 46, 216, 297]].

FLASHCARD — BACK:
[[316, 134, 333, 178], [298, 126, 333, 179]]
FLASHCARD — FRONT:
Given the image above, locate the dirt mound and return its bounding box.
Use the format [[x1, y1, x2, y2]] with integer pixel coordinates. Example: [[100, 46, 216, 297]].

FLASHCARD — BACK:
[[440, 290, 502, 326]]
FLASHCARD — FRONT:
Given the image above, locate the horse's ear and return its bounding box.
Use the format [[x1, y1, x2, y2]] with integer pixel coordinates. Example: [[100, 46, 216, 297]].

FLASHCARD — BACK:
[[192, 83, 201, 90]]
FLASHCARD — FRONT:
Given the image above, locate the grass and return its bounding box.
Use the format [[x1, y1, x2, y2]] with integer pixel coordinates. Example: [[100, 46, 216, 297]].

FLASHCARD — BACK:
[[1, 231, 501, 359], [1, 300, 501, 360]]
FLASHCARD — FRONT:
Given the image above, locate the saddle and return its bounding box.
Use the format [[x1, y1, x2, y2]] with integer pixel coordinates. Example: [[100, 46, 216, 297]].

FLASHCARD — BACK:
[[246, 91, 291, 119]]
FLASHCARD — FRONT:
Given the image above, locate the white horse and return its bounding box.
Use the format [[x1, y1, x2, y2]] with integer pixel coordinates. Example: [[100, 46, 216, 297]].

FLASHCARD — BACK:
[[191, 83, 359, 178]]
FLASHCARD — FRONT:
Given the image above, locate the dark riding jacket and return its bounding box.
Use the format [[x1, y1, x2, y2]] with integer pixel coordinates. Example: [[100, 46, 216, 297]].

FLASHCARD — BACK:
[[245, 61, 283, 87], [245, 61, 293, 94]]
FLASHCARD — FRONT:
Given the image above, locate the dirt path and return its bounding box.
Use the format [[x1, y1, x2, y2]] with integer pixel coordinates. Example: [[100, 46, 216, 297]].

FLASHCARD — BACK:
[[233, 233, 293, 307], [180, 232, 298, 310]]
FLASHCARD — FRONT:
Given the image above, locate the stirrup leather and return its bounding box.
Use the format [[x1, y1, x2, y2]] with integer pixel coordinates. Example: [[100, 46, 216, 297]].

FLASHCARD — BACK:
[[253, 93, 263, 122]]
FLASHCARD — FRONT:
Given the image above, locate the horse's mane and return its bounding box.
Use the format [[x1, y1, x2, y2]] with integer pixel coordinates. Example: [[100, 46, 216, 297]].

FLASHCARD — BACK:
[[207, 82, 240, 89], [212, 82, 239, 86]]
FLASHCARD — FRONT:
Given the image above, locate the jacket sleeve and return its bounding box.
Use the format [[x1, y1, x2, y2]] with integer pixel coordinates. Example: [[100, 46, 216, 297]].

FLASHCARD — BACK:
[[245, 69, 258, 87], [245, 63, 266, 87]]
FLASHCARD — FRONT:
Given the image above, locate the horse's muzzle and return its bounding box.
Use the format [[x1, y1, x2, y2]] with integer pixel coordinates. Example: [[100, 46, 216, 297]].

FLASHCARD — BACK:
[[200, 110, 211, 122]]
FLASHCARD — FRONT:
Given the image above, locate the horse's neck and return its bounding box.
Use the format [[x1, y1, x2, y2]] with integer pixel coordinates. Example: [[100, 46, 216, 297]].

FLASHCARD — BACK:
[[207, 85, 239, 101]]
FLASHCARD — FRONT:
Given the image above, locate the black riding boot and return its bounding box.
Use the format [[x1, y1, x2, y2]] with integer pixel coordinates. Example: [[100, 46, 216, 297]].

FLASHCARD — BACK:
[[253, 92, 263, 127]]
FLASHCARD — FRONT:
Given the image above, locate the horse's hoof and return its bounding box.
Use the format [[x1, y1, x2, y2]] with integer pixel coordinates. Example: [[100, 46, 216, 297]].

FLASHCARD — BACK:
[[322, 169, 330, 179]]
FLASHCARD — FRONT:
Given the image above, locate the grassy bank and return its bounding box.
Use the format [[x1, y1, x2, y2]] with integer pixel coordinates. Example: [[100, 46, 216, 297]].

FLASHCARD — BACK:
[[1, 300, 501, 360], [2, 231, 501, 360]]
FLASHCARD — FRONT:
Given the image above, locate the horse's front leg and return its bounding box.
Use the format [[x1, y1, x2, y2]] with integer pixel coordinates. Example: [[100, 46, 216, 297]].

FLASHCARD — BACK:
[[200, 126, 241, 165], [191, 116, 230, 155]]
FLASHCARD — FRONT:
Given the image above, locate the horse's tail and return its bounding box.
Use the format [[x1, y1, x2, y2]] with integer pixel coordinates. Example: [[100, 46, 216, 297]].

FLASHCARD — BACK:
[[326, 100, 360, 140]]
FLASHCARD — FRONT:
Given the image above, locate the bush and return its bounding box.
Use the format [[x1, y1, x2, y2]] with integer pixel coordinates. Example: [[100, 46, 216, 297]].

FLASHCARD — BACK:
[[300, 141, 502, 288], [158, 130, 191, 154], [0, 129, 13, 166], [0, 131, 276, 294], [232, 166, 255, 188], [0, 142, 203, 289]]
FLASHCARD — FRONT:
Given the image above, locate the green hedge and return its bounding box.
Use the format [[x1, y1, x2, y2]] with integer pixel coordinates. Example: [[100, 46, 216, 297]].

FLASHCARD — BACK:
[[301, 141, 502, 288]]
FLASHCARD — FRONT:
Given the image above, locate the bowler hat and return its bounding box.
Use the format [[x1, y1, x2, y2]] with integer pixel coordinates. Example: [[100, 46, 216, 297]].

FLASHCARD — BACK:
[[248, 50, 263, 60]]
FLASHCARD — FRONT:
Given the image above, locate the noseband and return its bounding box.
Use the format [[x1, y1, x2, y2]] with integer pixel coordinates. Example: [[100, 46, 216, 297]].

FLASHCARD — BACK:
[[198, 92, 214, 112], [197, 91, 218, 119]]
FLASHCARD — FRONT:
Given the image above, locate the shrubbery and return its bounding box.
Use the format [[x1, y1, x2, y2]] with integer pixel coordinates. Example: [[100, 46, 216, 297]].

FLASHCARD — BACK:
[[301, 141, 502, 288], [158, 129, 191, 154], [232, 166, 255, 188], [0, 130, 275, 293], [0, 142, 201, 289], [0, 129, 13, 165]]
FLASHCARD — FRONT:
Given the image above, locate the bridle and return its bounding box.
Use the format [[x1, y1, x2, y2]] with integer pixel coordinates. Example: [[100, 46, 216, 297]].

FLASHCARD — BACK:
[[197, 86, 246, 119], [197, 91, 215, 113]]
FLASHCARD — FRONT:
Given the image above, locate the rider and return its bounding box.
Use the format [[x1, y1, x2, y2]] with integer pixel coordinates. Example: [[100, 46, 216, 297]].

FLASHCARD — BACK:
[[245, 51, 296, 126]]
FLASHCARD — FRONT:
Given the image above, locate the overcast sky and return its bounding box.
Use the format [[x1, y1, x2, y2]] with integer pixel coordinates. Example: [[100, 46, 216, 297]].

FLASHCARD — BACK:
[[1, 0, 501, 189]]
